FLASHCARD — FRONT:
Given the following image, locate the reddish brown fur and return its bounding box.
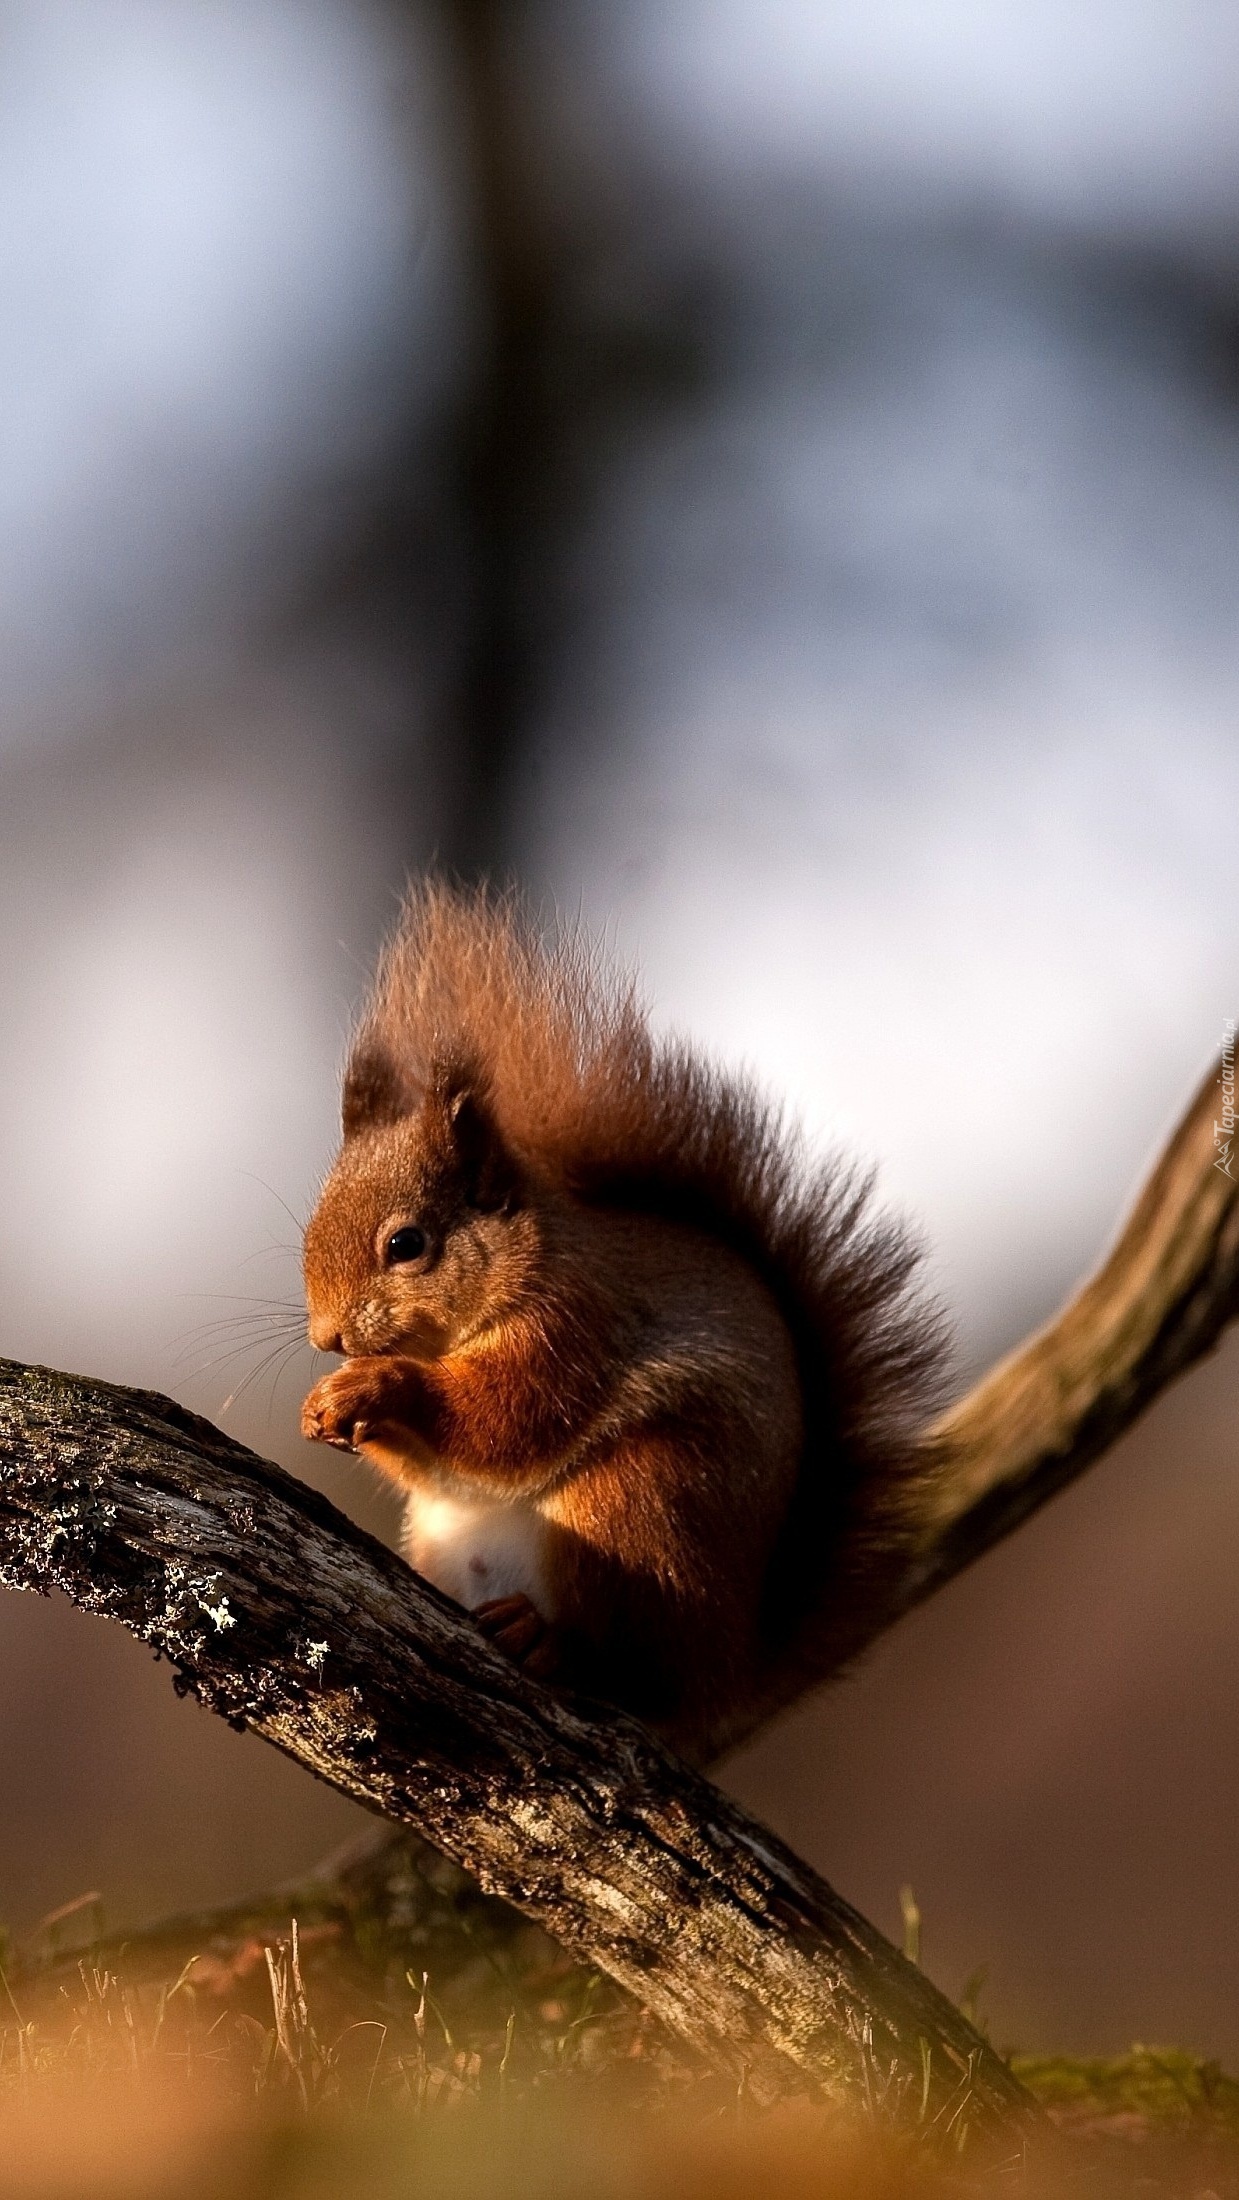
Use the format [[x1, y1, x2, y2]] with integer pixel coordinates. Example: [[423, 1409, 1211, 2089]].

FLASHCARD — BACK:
[[301, 883, 945, 1762]]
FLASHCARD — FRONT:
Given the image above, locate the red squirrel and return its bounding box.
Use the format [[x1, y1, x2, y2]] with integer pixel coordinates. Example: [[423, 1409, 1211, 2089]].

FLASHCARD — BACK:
[[301, 883, 943, 1762]]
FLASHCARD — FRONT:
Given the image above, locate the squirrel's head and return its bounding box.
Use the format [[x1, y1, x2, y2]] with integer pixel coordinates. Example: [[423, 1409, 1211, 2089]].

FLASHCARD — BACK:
[[302, 1047, 536, 1360]]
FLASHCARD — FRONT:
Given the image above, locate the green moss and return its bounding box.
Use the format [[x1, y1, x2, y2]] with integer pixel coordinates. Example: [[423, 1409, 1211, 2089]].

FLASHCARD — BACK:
[[1014, 2044, 1239, 2133]]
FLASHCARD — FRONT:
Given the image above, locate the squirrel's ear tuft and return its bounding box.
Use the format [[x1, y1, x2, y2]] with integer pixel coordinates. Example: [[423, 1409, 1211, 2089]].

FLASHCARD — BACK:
[[431, 1061, 519, 1212], [342, 1041, 417, 1139]]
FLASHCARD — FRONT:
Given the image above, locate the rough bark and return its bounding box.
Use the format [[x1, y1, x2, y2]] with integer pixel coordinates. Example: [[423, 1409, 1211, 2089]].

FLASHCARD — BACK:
[[0, 1356, 1032, 2139]]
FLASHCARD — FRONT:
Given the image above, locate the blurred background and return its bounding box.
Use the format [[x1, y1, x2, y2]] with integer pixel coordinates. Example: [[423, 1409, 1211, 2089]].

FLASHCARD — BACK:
[[0, 0, 1236, 2062]]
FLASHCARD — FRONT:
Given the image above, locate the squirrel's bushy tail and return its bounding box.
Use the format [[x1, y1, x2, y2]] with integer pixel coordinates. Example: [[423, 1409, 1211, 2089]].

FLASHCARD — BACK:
[[352, 880, 948, 1704]]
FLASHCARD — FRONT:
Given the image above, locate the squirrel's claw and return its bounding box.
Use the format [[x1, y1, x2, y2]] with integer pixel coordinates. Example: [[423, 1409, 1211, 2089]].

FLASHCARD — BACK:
[[301, 1362, 392, 1452]]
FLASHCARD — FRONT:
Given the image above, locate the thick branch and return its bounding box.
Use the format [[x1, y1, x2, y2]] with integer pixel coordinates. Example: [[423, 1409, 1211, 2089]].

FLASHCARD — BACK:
[[0, 1359, 1033, 2138]]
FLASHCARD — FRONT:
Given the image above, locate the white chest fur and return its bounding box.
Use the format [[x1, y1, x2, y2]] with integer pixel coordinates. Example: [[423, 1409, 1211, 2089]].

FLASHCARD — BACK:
[[401, 1482, 552, 1617]]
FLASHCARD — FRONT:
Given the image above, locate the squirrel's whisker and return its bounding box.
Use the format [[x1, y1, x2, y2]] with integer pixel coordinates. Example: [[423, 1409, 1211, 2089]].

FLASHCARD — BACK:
[[215, 1335, 311, 1415], [175, 1321, 309, 1383], [237, 1171, 310, 1240]]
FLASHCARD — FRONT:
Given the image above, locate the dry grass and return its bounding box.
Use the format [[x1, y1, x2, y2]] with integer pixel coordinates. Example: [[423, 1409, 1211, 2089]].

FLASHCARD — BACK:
[[1, 1922, 688, 2122], [0, 1927, 967, 2200], [4, 1883, 1239, 2199]]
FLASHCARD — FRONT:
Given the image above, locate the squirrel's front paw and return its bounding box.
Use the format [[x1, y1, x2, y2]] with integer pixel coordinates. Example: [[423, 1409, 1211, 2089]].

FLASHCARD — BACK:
[[474, 1593, 563, 1681], [300, 1359, 402, 1453]]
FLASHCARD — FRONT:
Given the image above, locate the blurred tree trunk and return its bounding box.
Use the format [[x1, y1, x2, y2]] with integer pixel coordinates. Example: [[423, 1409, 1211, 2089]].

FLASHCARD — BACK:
[[431, 0, 561, 877]]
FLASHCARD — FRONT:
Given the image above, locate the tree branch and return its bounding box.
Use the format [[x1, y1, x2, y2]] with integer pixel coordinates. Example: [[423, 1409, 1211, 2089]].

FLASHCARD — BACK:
[[0, 1356, 1032, 2138], [908, 1051, 1239, 1608]]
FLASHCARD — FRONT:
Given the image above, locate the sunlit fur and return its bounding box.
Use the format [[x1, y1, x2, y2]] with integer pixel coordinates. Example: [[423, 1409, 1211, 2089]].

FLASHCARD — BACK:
[[301, 882, 946, 1762]]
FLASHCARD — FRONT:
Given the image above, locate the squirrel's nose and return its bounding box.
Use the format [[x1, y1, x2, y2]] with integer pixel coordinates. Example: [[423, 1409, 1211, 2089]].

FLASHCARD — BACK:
[[308, 1316, 344, 1355]]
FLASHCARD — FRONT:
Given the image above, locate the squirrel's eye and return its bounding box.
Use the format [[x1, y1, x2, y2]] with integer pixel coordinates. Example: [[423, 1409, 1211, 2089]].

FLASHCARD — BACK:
[[386, 1226, 427, 1265]]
